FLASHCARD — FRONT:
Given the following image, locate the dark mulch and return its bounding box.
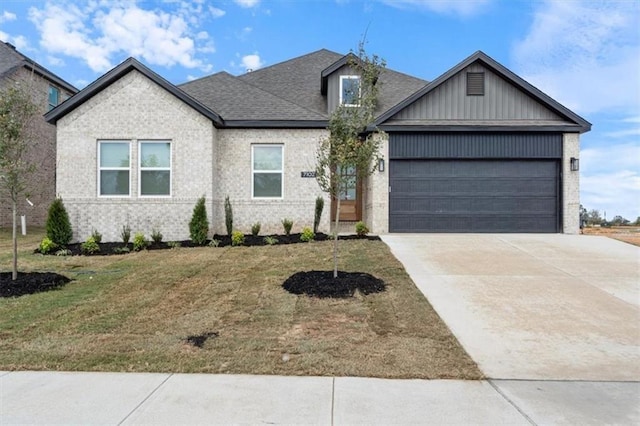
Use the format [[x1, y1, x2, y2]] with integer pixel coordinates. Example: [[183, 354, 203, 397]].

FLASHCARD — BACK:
[[0, 272, 72, 298], [185, 331, 219, 348], [282, 270, 386, 299], [35, 233, 381, 256]]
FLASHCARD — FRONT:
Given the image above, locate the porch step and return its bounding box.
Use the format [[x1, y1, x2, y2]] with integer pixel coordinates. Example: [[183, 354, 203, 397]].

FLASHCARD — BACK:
[[330, 221, 359, 235]]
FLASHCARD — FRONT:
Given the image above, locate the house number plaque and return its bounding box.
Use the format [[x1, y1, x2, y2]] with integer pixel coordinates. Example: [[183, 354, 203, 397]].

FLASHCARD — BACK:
[[301, 171, 316, 178]]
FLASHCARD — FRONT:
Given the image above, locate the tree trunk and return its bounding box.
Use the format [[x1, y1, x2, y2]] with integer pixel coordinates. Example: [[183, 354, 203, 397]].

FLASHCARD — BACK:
[[12, 198, 17, 281], [333, 197, 341, 279]]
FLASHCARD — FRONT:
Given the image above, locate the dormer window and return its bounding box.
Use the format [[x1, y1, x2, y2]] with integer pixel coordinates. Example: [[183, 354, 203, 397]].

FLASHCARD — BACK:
[[48, 86, 59, 110], [340, 75, 360, 106]]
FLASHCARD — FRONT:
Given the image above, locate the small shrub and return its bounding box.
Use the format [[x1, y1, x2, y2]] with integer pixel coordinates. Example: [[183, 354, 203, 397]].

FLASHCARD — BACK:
[[224, 195, 233, 236], [151, 228, 163, 243], [189, 196, 209, 245], [90, 228, 102, 244], [113, 246, 130, 254], [251, 222, 261, 236], [300, 227, 315, 242], [120, 225, 131, 244], [208, 239, 220, 247], [282, 218, 293, 236], [132, 232, 148, 251], [355, 221, 369, 237], [167, 241, 181, 249], [39, 237, 57, 254], [55, 248, 71, 257], [231, 230, 245, 246], [264, 236, 278, 245], [81, 237, 100, 254], [314, 196, 324, 234], [46, 198, 73, 246]]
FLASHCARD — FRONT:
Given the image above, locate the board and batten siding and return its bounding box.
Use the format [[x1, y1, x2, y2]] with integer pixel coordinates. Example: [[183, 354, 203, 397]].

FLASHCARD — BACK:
[[389, 133, 563, 159], [391, 63, 564, 121]]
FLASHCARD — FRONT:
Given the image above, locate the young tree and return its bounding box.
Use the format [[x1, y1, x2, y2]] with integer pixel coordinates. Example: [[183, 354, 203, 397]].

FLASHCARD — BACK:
[[315, 42, 386, 278], [0, 85, 38, 280]]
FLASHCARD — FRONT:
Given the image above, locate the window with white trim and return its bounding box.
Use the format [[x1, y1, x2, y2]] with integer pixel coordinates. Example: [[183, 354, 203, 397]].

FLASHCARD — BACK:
[[139, 141, 171, 196], [99, 141, 130, 196], [252, 145, 283, 198], [340, 75, 361, 106]]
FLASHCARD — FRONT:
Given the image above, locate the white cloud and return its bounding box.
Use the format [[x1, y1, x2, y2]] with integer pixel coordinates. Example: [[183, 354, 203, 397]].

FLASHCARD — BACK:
[[234, 0, 260, 8], [0, 10, 17, 23], [209, 6, 226, 18], [241, 53, 264, 71], [512, 0, 640, 116], [28, 1, 216, 73], [580, 143, 640, 220], [379, 0, 491, 17]]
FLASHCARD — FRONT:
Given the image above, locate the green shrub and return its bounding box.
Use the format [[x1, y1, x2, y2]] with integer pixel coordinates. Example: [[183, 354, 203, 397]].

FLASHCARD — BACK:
[[231, 230, 245, 246], [251, 222, 261, 236], [300, 227, 315, 242], [151, 228, 163, 243], [224, 195, 233, 236], [132, 232, 148, 251], [120, 225, 131, 245], [167, 241, 181, 249], [189, 196, 209, 245], [90, 228, 102, 244], [282, 218, 293, 236], [208, 239, 220, 247], [113, 246, 130, 254], [263, 236, 278, 245], [55, 248, 71, 257], [355, 221, 369, 237], [39, 237, 57, 254], [81, 237, 100, 254], [314, 196, 324, 234], [46, 198, 73, 246]]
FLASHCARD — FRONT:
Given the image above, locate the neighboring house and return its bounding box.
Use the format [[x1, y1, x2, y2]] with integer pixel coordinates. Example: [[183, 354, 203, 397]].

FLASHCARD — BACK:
[[0, 41, 77, 228], [45, 49, 590, 242]]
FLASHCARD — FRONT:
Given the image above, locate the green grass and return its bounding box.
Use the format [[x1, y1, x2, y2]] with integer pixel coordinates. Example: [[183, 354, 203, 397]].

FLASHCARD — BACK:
[[0, 227, 482, 379]]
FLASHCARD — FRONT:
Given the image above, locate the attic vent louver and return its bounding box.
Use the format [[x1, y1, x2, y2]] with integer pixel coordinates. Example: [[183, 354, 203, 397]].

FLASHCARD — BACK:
[[467, 72, 484, 96]]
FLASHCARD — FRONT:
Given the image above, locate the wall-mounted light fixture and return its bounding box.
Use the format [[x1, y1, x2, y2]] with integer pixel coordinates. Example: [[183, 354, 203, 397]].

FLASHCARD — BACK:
[[379, 158, 385, 172], [570, 157, 579, 171]]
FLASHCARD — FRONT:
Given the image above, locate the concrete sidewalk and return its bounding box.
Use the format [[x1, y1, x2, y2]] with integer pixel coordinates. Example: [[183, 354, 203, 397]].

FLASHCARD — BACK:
[[2, 371, 638, 425]]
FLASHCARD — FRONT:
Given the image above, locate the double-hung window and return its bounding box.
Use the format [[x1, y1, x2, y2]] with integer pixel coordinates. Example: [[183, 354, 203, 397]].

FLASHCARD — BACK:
[[340, 75, 361, 106], [252, 145, 283, 198], [139, 141, 171, 196], [99, 141, 130, 196]]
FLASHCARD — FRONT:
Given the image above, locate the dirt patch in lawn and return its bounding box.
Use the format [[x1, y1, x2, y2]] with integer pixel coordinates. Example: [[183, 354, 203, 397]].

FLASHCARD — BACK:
[[283, 270, 385, 298], [583, 226, 640, 247], [0, 272, 71, 298]]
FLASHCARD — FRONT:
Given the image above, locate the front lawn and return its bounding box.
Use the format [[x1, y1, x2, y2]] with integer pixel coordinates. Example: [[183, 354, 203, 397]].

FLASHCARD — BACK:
[[0, 228, 481, 379]]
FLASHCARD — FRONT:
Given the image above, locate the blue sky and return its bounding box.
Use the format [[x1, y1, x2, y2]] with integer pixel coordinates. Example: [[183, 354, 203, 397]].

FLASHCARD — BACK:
[[1, 0, 638, 220]]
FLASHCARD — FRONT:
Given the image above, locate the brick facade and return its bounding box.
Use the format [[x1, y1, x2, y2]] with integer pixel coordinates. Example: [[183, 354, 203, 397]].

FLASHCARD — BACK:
[[0, 67, 73, 228], [562, 132, 581, 234]]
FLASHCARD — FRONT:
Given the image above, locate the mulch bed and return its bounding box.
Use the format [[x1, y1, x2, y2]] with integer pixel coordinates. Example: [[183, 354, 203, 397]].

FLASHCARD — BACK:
[[282, 270, 386, 298], [36, 233, 381, 256], [0, 272, 72, 298]]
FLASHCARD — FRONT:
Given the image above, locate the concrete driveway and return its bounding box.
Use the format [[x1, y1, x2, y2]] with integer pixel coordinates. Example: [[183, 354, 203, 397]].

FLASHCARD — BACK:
[[382, 234, 640, 381]]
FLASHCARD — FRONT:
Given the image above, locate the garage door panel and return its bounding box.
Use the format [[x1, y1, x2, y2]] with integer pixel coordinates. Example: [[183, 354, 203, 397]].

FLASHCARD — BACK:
[[389, 160, 559, 233]]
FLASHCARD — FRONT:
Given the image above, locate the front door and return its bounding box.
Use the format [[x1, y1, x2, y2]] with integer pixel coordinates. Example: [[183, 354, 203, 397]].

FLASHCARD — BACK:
[[332, 166, 362, 222]]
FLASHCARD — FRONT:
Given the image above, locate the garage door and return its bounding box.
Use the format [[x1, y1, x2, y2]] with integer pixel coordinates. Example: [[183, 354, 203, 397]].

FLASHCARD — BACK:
[[389, 159, 559, 233]]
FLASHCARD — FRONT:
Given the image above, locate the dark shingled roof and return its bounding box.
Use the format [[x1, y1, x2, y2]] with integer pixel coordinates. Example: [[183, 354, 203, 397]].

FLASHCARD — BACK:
[[179, 71, 327, 122], [0, 41, 77, 93], [179, 48, 429, 125]]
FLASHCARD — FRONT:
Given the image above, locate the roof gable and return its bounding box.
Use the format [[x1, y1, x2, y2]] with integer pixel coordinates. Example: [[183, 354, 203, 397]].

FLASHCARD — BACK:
[[45, 57, 222, 126], [0, 42, 77, 94], [376, 51, 591, 133]]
